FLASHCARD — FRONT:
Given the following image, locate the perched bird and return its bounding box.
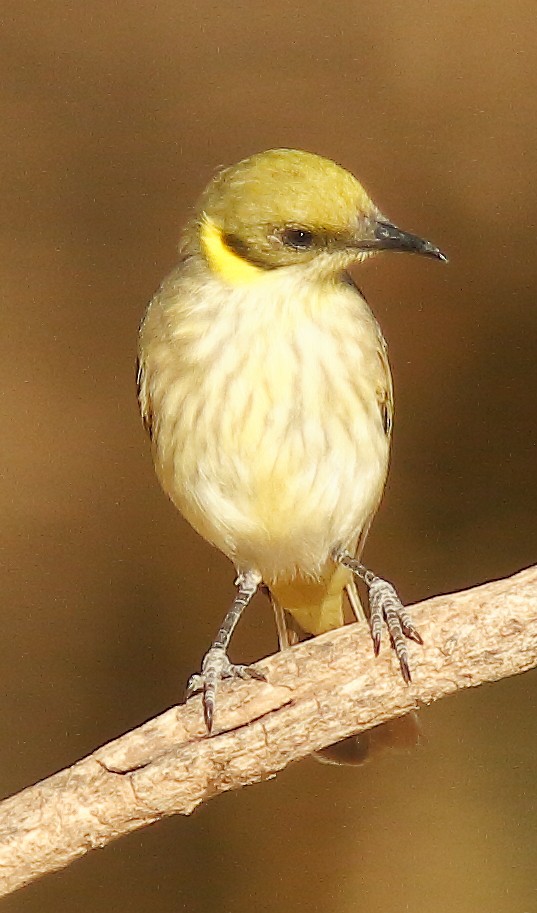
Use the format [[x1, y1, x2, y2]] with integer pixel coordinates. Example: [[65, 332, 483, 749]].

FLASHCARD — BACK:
[[137, 148, 446, 739]]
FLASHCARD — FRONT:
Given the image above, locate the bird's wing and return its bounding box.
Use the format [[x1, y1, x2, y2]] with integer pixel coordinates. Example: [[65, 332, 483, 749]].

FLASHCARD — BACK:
[[136, 356, 153, 439], [376, 335, 394, 437]]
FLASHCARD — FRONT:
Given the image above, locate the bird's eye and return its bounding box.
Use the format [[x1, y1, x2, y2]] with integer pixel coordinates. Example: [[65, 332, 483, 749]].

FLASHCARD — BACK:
[[281, 227, 315, 250]]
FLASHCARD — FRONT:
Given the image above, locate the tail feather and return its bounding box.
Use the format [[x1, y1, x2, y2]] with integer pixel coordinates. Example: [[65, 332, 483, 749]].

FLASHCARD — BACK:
[[345, 577, 367, 623], [270, 563, 352, 640]]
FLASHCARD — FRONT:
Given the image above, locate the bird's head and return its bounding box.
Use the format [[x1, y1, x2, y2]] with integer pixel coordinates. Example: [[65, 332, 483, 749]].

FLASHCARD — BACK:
[[184, 148, 446, 285]]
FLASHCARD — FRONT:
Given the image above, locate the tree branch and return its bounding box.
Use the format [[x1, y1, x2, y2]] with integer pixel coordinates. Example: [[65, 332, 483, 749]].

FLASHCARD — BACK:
[[1, 565, 536, 897]]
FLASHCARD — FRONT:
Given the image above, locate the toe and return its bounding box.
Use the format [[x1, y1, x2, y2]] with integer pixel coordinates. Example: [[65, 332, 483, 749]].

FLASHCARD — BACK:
[[185, 673, 204, 699], [203, 689, 215, 732]]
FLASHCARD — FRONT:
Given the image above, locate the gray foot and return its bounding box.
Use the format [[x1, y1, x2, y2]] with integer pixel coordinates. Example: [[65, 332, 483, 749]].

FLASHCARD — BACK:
[[186, 645, 266, 732], [333, 550, 423, 683], [369, 577, 423, 682]]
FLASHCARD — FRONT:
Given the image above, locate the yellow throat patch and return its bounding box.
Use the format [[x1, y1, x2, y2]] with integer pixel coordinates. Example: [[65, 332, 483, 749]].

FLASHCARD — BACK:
[[200, 216, 265, 286]]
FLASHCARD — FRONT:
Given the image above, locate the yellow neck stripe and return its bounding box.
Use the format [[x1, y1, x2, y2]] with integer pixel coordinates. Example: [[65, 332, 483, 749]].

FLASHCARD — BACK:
[[200, 217, 266, 286]]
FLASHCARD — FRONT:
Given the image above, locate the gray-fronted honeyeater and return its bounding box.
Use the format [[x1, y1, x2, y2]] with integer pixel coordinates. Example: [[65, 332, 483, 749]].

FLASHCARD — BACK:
[[137, 148, 446, 736]]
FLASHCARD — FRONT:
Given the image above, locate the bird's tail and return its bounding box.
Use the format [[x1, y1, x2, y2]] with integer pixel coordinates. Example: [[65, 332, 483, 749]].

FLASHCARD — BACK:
[[270, 562, 352, 642], [270, 567, 422, 766]]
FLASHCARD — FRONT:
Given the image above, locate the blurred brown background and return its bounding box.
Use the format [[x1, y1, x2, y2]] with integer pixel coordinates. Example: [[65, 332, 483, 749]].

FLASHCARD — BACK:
[[1, 1, 536, 910]]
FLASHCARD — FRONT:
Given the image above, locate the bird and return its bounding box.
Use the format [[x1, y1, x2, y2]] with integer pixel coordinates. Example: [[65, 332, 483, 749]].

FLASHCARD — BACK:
[[137, 148, 446, 740]]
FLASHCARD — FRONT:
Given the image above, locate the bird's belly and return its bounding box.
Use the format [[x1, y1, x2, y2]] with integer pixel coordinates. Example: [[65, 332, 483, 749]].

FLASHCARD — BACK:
[[161, 336, 389, 581]]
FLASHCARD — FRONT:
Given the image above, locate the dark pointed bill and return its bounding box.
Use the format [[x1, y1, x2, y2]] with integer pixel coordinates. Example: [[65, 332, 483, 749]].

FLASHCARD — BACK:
[[363, 219, 448, 261]]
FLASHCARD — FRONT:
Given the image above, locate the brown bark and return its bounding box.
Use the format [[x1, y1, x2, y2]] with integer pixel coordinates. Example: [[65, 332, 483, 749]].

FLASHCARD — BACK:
[[0, 565, 536, 898]]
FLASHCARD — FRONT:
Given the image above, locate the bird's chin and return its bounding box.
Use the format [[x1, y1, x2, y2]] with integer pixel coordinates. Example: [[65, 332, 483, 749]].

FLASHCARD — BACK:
[[349, 249, 375, 265], [300, 249, 373, 282]]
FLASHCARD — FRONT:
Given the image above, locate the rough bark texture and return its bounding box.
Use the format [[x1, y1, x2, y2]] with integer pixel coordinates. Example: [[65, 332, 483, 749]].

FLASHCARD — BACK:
[[0, 566, 536, 897]]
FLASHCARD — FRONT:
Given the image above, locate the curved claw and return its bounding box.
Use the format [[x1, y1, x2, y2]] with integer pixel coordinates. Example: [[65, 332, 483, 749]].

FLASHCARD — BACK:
[[398, 652, 412, 684], [185, 672, 204, 699], [402, 624, 424, 646], [367, 577, 422, 681], [372, 632, 382, 657], [186, 648, 267, 733], [204, 691, 215, 732]]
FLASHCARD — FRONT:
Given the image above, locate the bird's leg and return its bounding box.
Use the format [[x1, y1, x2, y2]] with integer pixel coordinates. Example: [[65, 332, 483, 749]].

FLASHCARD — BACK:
[[186, 569, 265, 732], [334, 550, 423, 683]]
